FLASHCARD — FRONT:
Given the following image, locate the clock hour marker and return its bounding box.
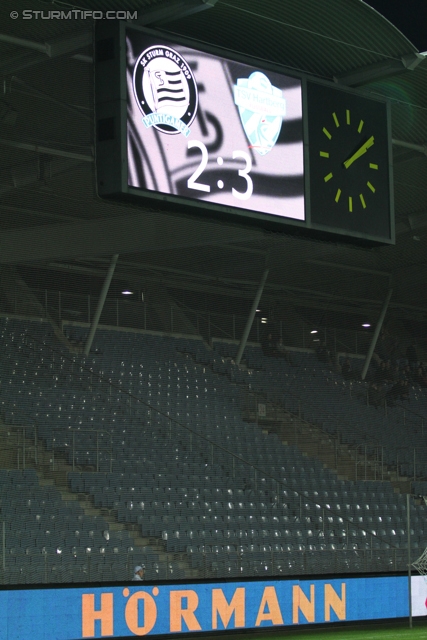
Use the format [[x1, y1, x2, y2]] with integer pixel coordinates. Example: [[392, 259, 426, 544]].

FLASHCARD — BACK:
[[360, 194, 366, 209], [369, 163, 378, 170], [358, 120, 364, 133], [367, 181, 375, 193], [217, 157, 224, 166], [320, 151, 329, 158], [332, 112, 339, 128], [217, 180, 224, 189], [335, 189, 342, 203], [323, 127, 332, 140], [324, 172, 333, 182], [346, 109, 351, 125], [349, 197, 353, 212]]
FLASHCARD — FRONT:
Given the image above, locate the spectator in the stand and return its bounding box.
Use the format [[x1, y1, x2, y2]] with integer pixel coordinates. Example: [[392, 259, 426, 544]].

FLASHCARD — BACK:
[[407, 343, 418, 370], [276, 338, 292, 364], [368, 382, 386, 408], [401, 379, 410, 401], [383, 360, 395, 383], [390, 364, 400, 383], [261, 333, 278, 357], [132, 565, 145, 581], [401, 364, 413, 382], [341, 358, 354, 380], [376, 334, 389, 362], [386, 378, 410, 407], [316, 342, 331, 364], [385, 380, 401, 407], [416, 365, 427, 388], [372, 360, 388, 384], [388, 336, 400, 364]]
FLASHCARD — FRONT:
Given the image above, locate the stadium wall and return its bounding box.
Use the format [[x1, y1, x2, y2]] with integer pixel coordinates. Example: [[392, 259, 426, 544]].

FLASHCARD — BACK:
[[1, 574, 422, 639]]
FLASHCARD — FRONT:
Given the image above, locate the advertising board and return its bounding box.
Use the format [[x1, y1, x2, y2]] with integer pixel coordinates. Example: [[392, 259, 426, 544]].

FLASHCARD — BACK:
[[0, 575, 408, 639]]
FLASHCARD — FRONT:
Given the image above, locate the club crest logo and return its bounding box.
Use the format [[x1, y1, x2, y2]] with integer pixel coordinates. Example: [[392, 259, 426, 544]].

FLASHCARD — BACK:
[[133, 45, 198, 137], [233, 71, 286, 155]]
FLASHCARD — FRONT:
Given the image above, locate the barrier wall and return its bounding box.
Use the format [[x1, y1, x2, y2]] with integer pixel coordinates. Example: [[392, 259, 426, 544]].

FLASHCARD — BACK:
[[0, 575, 413, 639]]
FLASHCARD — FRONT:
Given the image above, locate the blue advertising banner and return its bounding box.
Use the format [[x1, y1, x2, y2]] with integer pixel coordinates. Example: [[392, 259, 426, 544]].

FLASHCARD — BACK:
[[0, 576, 409, 639]]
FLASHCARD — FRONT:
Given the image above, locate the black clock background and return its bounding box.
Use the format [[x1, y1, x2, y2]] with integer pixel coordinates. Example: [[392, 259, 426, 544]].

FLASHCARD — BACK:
[[306, 81, 392, 242]]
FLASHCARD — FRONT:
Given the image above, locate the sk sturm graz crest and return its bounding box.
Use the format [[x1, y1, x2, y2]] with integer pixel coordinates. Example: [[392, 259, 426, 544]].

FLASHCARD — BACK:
[[233, 71, 286, 155], [133, 45, 198, 137]]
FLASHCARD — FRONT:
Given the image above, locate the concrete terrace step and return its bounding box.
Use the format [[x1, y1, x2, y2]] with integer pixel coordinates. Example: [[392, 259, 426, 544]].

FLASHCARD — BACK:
[[0, 428, 199, 578]]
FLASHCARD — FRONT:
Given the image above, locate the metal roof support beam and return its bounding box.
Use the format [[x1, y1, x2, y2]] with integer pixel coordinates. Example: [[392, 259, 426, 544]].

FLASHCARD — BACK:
[[334, 53, 425, 87], [0, 31, 92, 57], [361, 288, 393, 381], [0, 31, 92, 74], [308, 259, 390, 278], [392, 139, 427, 156], [0, 212, 261, 264], [0, 138, 93, 162], [137, 0, 218, 25], [0, 136, 427, 166], [236, 268, 269, 366], [0, 34, 48, 54], [84, 254, 118, 356]]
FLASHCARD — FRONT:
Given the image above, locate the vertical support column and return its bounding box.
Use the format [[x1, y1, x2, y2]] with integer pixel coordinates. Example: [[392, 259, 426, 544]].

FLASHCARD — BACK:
[[236, 268, 269, 366], [407, 492, 412, 628], [2, 521, 5, 572], [361, 288, 393, 380], [84, 254, 119, 356]]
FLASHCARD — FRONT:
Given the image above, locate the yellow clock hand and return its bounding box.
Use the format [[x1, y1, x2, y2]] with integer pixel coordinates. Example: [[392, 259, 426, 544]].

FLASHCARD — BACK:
[[343, 135, 375, 169]]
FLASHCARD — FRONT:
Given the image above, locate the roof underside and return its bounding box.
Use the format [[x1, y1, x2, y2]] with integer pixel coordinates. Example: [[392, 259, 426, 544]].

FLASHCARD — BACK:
[[1, 0, 427, 336]]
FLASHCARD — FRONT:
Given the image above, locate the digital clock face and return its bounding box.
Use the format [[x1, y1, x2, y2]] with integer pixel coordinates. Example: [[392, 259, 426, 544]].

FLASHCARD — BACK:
[[126, 31, 305, 222]]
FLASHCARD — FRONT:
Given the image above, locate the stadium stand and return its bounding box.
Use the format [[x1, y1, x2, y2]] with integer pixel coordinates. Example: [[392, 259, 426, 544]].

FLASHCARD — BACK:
[[1, 315, 426, 583]]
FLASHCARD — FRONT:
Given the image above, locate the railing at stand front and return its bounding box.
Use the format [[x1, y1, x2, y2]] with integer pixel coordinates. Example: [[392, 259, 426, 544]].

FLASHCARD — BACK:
[[50, 427, 114, 474], [4, 285, 374, 353], [0, 423, 38, 470], [0, 540, 415, 585], [352, 444, 384, 482], [394, 446, 427, 483]]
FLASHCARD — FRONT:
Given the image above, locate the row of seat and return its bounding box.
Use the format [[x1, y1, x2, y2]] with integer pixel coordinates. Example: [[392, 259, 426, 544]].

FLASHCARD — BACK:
[[1, 316, 427, 584]]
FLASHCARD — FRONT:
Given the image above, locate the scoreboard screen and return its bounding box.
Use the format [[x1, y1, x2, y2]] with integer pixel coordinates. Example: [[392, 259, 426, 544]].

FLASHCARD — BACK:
[[126, 30, 304, 222], [95, 23, 394, 246]]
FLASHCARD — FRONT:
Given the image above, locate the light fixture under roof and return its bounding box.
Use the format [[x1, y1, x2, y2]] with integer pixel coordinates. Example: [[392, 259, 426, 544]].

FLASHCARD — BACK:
[[362, 323, 371, 328], [122, 290, 133, 295], [311, 330, 318, 334], [261, 318, 268, 324]]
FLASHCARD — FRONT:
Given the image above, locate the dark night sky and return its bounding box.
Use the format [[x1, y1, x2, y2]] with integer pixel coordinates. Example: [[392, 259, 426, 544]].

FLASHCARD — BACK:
[[364, 0, 427, 51]]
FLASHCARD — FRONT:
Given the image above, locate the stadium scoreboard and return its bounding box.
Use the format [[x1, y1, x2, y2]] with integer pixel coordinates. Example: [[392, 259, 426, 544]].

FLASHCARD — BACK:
[[95, 23, 394, 246]]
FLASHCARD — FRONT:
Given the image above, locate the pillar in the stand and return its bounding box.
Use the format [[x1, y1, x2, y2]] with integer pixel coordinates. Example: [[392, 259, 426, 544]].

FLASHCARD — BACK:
[[235, 268, 269, 366], [361, 288, 393, 380], [84, 254, 119, 356]]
